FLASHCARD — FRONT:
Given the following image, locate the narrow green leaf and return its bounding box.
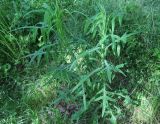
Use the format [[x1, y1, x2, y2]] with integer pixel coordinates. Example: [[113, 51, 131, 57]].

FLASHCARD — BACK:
[[102, 85, 107, 117], [117, 45, 120, 56], [94, 96, 103, 102], [116, 63, 125, 68], [110, 113, 117, 124], [104, 60, 112, 83], [82, 82, 87, 110], [111, 17, 115, 34], [72, 75, 88, 93], [72, 67, 103, 93], [115, 64, 126, 76], [118, 15, 123, 26]]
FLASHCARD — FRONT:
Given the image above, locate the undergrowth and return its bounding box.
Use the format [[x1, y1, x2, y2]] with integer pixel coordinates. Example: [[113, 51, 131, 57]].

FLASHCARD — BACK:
[[0, 0, 160, 124]]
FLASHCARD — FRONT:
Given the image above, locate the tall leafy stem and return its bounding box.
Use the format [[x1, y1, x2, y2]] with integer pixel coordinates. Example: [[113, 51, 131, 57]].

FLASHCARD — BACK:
[[69, 5, 134, 123]]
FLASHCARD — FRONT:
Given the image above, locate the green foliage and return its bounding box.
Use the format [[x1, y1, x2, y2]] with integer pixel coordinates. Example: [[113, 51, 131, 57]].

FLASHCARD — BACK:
[[0, 0, 160, 124]]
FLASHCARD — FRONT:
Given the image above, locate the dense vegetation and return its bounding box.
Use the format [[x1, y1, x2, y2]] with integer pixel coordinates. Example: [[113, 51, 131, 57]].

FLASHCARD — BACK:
[[0, 0, 160, 124]]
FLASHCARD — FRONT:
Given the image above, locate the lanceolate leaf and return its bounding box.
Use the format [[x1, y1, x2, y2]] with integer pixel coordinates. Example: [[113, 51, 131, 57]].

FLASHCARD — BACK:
[[102, 85, 107, 117], [111, 17, 116, 34], [72, 67, 103, 93], [94, 85, 115, 117], [117, 44, 121, 56], [82, 82, 87, 110], [110, 112, 117, 124], [104, 60, 112, 83]]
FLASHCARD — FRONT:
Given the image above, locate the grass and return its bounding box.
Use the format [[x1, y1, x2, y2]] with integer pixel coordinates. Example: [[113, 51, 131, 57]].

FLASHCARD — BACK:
[[0, 0, 160, 124]]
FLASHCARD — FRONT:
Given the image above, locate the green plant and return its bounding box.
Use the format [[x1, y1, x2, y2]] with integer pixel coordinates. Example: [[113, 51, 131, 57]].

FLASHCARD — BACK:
[[49, 3, 135, 123]]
